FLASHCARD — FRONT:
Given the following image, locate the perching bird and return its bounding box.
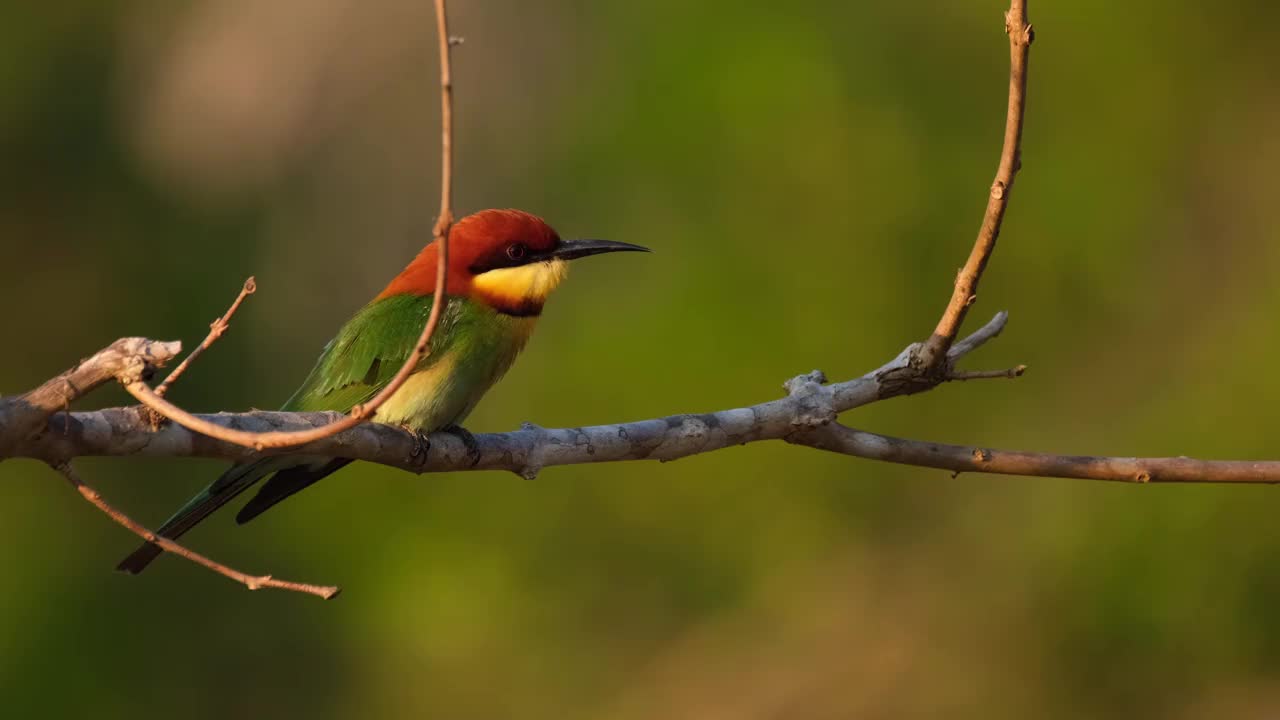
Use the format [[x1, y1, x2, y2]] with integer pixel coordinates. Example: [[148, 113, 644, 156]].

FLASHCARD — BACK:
[[117, 209, 648, 574]]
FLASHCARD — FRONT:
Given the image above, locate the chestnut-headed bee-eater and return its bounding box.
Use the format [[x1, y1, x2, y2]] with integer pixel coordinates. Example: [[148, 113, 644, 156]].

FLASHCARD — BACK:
[[117, 209, 648, 574]]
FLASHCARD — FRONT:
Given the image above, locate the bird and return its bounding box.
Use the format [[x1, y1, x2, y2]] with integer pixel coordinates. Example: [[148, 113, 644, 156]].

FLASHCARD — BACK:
[[116, 209, 649, 575]]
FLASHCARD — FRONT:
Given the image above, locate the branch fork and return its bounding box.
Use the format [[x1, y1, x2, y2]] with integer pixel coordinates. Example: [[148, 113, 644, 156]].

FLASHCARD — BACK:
[[784, 371, 837, 432]]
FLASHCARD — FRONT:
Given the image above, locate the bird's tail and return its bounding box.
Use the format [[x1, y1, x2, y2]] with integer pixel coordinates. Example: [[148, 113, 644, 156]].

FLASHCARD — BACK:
[[235, 458, 352, 525], [115, 459, 279, 575]]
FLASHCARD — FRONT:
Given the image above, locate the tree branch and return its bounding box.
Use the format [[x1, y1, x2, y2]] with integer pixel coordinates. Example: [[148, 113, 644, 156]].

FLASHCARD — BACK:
[[152, 276, 256, 399], [52, 461, 339, 598], [14, 317, 1280, 486], [5, 314, 1015, 476], [791, 425, 1280, 485], [433, 0, 455, 239], [0, 338, 180, 456], [914, 0, 1033, 372], [948, 365, 1026, 381]]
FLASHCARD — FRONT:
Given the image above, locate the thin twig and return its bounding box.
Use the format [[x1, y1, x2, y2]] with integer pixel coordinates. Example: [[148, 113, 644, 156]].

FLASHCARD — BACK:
[[792, 424, 1280, 485], [153, 277, 257, 398], [949, 365, 1026, 380], [51, 462, 339, 598], [915, 0, 1033, 371], [434, 0, 455, 240], [120, 0, 458, 452]]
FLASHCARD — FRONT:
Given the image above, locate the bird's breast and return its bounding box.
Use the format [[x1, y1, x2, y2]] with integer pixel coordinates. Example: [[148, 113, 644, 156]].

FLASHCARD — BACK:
[[374, 309, 538, 431]]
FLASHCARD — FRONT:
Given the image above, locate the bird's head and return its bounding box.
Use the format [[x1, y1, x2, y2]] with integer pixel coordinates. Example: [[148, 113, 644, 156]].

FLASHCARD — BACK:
[[379, 209, 649, 316]]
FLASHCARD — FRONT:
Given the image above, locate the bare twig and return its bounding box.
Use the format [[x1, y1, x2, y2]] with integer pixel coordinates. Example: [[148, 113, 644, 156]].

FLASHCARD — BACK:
[[120, 0, 458, 452], [949, 365, 1026, 380], [153, 277, 257, 398], [915, 0, 1033, 372], [433, 0, 455, 240], [51, 462, 339, 598], [791, 424, 1280, 485]]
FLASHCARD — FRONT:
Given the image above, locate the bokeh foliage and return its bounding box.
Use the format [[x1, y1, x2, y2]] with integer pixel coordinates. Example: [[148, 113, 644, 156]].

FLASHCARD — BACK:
[[3, 1, 1280, 717]]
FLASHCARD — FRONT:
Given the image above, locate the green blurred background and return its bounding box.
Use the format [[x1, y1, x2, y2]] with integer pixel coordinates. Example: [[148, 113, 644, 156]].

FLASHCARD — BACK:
[[3, 0, 1280, 717]]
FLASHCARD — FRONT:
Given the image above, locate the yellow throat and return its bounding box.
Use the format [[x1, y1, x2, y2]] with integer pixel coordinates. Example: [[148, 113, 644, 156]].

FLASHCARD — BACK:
[[471, 258, 569, 314]]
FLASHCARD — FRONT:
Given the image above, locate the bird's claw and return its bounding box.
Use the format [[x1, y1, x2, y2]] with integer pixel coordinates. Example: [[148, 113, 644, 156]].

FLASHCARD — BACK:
[[441, 424, 481, 467], [402, 424, 431, 464]]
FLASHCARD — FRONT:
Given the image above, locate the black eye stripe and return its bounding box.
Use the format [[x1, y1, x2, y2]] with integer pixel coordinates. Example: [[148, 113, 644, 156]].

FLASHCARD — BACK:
[[468, 240, 547, 274]]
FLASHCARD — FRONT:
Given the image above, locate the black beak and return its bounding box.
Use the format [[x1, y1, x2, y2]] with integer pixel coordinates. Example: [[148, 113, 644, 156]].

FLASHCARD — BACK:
[[548, 239, 651, 260]]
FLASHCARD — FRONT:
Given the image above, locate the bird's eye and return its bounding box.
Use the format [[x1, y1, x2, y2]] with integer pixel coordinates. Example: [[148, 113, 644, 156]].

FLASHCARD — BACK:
[[506, 243, 527, 261]]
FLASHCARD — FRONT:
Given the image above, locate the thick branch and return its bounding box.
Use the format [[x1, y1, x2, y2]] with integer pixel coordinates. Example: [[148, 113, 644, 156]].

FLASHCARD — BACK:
[[7, 315, 1012, 475], [18, 336, 1280, 486], [0, 338, 180, 455], [915, 0, 1033, 371], [792, 424, 1280, 485]]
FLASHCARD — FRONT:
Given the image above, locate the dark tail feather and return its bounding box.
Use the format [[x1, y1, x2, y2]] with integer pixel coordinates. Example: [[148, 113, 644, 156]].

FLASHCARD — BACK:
[[115, 459, 277, 575], [235, 459, 353, 525], [115, 539, 165, 576]]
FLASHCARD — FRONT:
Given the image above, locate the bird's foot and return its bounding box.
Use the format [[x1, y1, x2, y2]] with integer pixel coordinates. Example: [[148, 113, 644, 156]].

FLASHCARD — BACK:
[[441, 424, 482, 467], [401, 424, 432, 465]]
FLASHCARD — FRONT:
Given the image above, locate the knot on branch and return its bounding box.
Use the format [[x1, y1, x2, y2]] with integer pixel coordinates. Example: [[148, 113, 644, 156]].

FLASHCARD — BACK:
[[112, 338, 183, 385], [1004, 10, 1034, 46], [878, 344, 946, 397], [785, 370, 837, 430], [516, 421, 548, 480], [652, 415, 719, 462]]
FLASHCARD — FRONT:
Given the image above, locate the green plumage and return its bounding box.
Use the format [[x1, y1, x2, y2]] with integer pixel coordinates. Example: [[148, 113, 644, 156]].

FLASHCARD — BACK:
[[116, 293, 535, 574], [282, 293, 452, 414]]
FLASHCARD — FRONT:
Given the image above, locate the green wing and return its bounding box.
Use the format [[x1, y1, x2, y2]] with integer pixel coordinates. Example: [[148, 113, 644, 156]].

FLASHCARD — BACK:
[[282, 293, 464, 413], [115, 294, 470, 575]]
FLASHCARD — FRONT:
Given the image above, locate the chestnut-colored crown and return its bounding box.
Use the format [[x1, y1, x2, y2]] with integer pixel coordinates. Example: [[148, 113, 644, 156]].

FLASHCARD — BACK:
[[376, 209, 560, 299]]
